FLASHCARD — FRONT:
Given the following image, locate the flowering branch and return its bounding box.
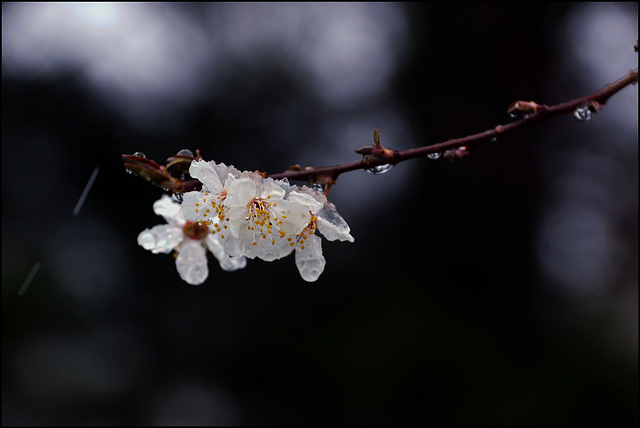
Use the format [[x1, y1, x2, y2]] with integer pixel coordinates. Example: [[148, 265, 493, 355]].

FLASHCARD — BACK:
[[122, 64, 637, 285]]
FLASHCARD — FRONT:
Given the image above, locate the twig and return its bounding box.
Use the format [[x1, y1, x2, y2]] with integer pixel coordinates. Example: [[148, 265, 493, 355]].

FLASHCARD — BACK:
[[268, 69, 638, 182]]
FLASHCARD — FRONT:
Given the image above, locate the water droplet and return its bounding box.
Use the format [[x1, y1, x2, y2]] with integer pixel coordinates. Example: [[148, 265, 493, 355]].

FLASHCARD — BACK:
[[573, 106, 592, 122], [366, 164, 393, 175], [171, 193, 184, 203], [312, 183, 325, 192], [125, 169, 133, 175], [427, 152, 441, 160], [133, 151, 146, 158], [176, 149, 194, 157]]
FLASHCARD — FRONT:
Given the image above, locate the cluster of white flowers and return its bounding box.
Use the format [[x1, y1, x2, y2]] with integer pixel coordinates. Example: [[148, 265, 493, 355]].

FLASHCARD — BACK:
[[137, 159, 354, 284]]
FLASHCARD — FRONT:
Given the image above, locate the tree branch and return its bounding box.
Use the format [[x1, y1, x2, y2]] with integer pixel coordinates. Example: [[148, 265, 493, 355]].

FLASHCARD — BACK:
[[123, 69, 638, 193], [267, 69, 638, 182]]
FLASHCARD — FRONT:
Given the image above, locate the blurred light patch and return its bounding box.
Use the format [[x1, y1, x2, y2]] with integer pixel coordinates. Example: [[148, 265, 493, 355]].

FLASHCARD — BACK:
[[302, 3, 408, 107], [210, 3, 409, 107], [536, 202, 619, 300], [557, 3, 638, 83], [47, 2, 125, 35], [2, 3, 216, 130], [3, 3, 410, 126]]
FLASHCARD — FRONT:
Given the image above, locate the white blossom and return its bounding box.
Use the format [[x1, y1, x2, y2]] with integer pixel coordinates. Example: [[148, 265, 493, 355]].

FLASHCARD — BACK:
[[137, 195, 246, 285], [181, 159, 354, 282]]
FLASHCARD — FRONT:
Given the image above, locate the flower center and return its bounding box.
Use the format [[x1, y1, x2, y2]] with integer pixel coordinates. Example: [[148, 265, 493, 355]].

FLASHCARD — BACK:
[[246, 198, 279, 245], [182, 220, 209, 240]]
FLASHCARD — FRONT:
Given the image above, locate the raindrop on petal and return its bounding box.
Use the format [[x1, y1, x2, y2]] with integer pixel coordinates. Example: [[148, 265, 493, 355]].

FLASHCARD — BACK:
[[312, 183, 325, 192], [573, 106, 592, 122], [171, 193, 184, 203], [427, 152, 441, 160], [366, 164, 393, 175], [133, 151, 146, 158]]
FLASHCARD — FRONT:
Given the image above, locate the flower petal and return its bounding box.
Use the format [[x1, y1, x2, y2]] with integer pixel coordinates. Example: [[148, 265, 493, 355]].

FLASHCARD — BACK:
[[189, 160, 223, 193], [248, 235, 294, 262], [153, 195, 185, 226], [224, 205, 249, 238], [137, 224, 183, 254], [316, 204, 354, 242], [181, 191, 208, 223], [175, 240, 209, 285], [287, 191, 323, 213], [271, 199, 313, 235], [260, 180, 286, 200], [225, 176, 256, 207], [294, 234, 326, 282], [220, 235, 245, 259], [316, 217, 354, 242], [205, 234, 247, 272]]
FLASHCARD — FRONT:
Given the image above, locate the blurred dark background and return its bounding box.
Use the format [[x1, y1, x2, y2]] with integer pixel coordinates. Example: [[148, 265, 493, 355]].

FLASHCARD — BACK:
[[2, 2, 637, 425]]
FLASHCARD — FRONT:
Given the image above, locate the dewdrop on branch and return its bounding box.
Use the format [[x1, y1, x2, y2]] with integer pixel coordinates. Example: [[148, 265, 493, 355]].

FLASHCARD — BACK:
[[181, 159, 354, 282]]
